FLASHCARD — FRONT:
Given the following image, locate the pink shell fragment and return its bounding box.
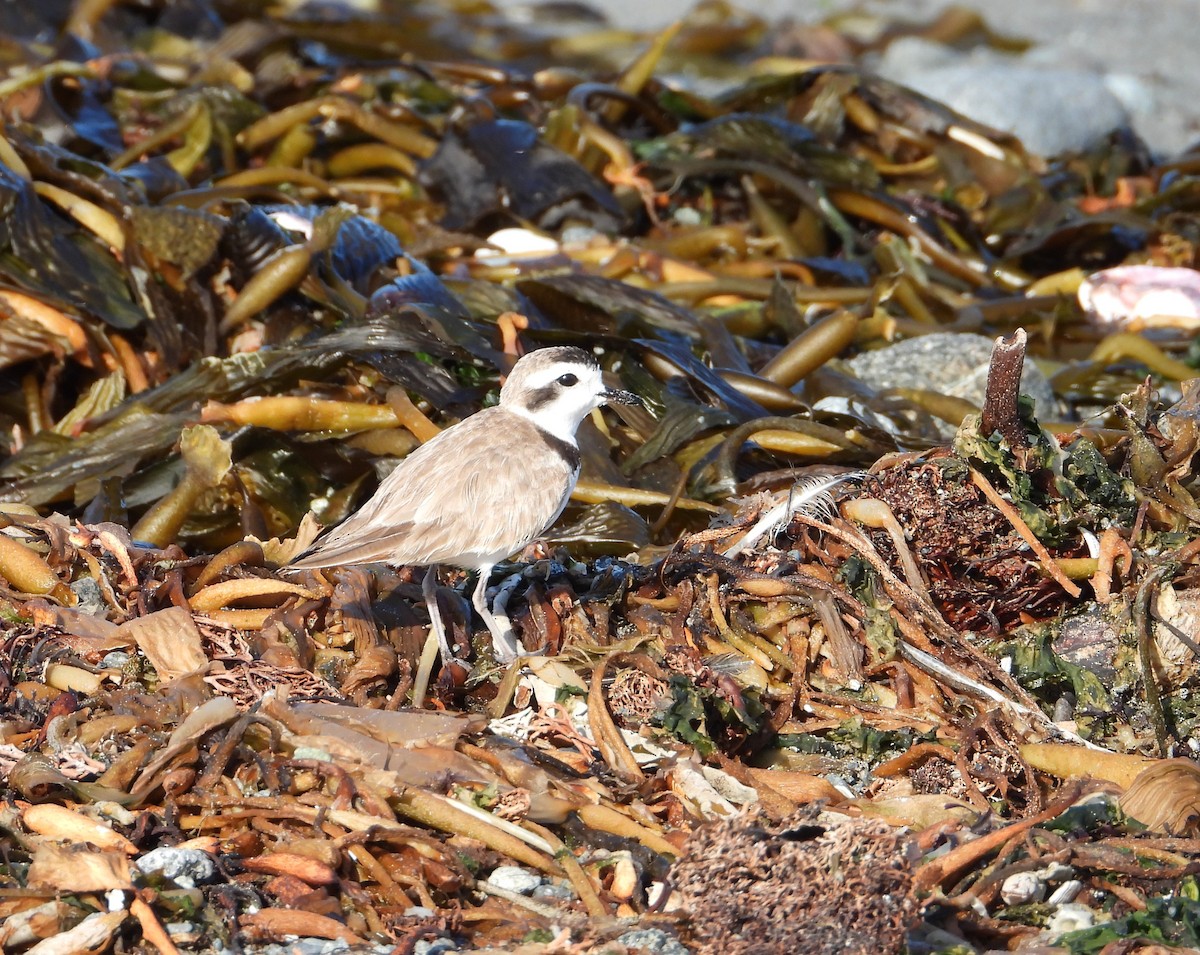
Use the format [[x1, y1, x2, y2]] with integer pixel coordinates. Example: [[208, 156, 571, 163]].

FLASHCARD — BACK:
[[1078, 265, 1200, 329]]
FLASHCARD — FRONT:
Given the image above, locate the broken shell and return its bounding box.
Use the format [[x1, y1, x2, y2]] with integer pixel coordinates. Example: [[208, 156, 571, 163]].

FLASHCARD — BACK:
[[1079, 265, 1200, 330], [609, 854, 640, 902], [1119, 758, 1200, 834], [1152, 586, 1200, 686]]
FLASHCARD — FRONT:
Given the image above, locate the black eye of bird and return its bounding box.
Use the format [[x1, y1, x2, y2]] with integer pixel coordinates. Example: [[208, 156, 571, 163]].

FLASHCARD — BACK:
[[557, 373, 579, 387]]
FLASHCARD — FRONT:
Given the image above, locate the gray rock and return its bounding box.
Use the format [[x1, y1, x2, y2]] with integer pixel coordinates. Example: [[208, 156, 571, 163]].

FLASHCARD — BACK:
[[531, 881, 575, 901], [490, 0, 1200, 158], [872, 39, 1132, 155], [486, 865, 543, 895], [71, 576, 107, 616], [617, 927, 690, 955], [101, 650, 131, 670], [134, 847, 216, 889], [844, 332, 1060, 425]]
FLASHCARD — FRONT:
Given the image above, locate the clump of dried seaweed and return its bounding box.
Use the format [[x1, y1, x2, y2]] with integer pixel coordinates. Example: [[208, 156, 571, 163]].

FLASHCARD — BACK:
[[671, 806, 919, 954]]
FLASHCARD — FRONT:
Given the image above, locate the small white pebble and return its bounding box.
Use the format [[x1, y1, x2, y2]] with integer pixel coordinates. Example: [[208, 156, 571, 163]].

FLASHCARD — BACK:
[[487, 865, 543, 895], [135, 847, 215, 889]]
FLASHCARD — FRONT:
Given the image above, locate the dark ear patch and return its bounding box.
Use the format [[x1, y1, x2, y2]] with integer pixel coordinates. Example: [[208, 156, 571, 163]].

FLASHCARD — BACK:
[[523, 384, 559, 413]]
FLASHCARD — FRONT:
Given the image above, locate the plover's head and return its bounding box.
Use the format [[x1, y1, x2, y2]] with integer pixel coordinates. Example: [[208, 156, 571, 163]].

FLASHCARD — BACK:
[[500, 346, 641, 442]]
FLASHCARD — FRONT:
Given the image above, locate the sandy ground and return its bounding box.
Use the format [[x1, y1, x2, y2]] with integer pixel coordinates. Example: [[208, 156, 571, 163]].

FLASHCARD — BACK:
[[491, 0, 1200, 156]]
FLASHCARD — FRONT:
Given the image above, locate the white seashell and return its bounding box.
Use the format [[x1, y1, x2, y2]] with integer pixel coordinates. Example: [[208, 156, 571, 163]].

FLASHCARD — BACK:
[[1048, 880, 1084, 905]]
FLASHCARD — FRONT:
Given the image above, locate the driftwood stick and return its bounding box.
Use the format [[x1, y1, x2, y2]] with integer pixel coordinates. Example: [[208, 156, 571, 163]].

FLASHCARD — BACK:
[[981, 327, 1030, 464]]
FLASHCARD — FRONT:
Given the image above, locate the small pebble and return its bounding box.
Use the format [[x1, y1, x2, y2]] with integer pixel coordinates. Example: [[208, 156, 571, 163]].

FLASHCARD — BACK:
[[70, 576, 106, 615], [532, 882, 575, 901], [101, 651, 131, 670], [487, 865, 543, 895], [164, 922, 202, 944], [270, 939, 349, 955], [1041, 862, 1075, 883], [404, 906, 437, 919], [135, 847, 215, 888], [617, 927, 690, 955]]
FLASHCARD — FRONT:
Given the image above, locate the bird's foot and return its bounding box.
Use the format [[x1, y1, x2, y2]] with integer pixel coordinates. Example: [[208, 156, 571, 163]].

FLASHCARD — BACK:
[[484, 615, 523, 665], [482, 571, 526, 664]]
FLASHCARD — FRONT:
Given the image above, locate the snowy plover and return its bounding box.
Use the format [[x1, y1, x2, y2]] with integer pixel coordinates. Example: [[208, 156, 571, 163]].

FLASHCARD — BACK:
[[291, 346, 642, 664]]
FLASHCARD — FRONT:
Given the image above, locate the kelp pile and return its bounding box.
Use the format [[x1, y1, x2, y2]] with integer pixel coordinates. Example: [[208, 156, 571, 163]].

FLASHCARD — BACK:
[[3, 1, 1200, 953]]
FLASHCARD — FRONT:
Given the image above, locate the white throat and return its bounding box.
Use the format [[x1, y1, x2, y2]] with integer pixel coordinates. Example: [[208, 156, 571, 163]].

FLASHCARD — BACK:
[[507, 400, 591, 444]]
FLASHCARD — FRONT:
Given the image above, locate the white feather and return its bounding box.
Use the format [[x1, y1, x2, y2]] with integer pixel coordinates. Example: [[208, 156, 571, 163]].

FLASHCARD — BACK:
[[723, 471, 864, 558]]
